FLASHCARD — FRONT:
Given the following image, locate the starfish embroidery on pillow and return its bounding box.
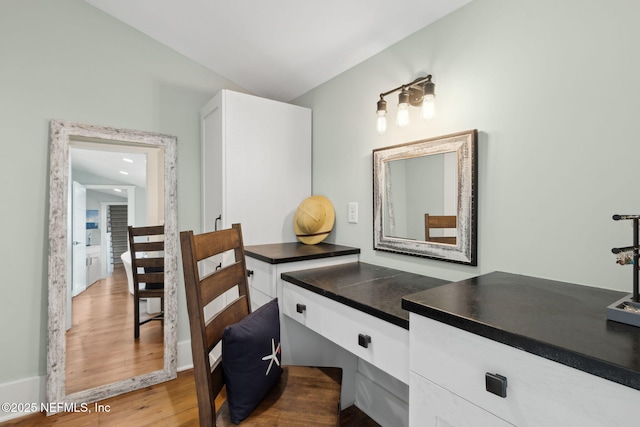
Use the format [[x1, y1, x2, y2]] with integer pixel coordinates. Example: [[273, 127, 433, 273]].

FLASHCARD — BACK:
[[261, 338, 281, 376]]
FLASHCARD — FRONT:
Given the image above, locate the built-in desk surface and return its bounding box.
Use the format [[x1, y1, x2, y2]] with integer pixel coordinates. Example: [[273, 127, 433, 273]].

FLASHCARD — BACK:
[[281, 262, 448, 329], [245, 242, 360, 264], [402, 271, 640, 391]]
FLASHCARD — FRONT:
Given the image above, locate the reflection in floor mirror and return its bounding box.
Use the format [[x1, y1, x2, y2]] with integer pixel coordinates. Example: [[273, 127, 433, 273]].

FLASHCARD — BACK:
[[65, 265, 164, 394]]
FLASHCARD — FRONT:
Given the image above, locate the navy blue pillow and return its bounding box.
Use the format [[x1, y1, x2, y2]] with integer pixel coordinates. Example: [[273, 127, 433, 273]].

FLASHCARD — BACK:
[[222, 298, 282, 424]]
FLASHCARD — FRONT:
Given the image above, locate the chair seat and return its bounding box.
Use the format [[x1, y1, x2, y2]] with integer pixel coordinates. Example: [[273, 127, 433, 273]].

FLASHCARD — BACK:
[[215, 366, 342, 426]]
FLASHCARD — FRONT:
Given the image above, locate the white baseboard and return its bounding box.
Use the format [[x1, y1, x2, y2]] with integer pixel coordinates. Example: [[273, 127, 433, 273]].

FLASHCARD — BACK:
[[177, 339, 194, 372], [355, 360, 409, 427], [0, 375, 45, 423]]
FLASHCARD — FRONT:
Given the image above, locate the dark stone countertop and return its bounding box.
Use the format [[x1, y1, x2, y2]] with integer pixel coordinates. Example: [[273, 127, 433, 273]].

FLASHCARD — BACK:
[[402, 271, 640, 391], [245, 242, 360, 264], [281, 262, 449, 329]]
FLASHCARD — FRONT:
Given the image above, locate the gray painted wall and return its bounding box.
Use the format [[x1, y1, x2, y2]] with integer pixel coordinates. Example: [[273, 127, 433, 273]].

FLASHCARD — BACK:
[[0, 0, 244, 384], [294, 0, 640, 290]]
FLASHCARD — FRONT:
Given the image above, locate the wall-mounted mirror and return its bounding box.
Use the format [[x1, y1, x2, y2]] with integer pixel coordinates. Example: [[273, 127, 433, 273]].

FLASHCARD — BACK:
[[373, 129, 477, 265], [47, 120, 177, 409]]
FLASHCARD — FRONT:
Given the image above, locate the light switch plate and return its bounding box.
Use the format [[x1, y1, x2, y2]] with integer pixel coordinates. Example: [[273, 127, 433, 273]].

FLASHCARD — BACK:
[[348, 202, 358, 223]]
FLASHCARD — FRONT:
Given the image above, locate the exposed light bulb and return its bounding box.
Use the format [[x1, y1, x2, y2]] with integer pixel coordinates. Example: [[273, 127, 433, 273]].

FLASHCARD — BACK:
[[422, 94, 435, 120], [396, 89, 410, 127], [376, 97, 387, 134], [376, 111, 387, 134], [396, 103, 410, 127]]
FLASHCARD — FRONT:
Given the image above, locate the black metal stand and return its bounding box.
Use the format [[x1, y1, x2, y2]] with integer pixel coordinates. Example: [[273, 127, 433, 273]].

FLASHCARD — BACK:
[[612, 214, 640, 303], [607, 215, 640, 327]]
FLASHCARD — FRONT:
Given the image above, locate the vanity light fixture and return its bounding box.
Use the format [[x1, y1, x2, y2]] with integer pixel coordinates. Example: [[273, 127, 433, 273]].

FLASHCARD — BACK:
[[376, 75, 436, 134]]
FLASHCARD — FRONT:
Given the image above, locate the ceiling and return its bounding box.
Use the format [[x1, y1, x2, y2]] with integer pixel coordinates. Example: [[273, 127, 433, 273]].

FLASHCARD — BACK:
[[84, 0, 473, 102], [71, 146, 147, 195]]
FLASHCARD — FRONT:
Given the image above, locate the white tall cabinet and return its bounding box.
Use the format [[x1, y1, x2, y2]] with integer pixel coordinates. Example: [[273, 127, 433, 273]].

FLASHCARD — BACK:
[[200, 90, 311, 314], [200, 89, 311, 244]]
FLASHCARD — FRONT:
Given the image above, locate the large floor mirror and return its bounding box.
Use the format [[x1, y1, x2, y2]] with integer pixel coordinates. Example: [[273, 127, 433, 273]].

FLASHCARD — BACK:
[[47, 120, 177, 409]]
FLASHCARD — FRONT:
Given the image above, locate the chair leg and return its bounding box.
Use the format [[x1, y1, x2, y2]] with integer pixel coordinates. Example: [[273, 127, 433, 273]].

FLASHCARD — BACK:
[[134, 294, 140, 339]]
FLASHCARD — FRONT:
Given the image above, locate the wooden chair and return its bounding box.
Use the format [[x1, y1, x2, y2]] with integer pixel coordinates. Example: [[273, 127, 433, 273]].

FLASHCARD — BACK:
[[425, 214, 457, 245], [128, 225, 165, 339], [180, 223, 342, 427]]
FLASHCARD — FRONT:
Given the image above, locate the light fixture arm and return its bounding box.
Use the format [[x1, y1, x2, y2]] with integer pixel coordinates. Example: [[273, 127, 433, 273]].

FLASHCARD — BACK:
[[378, 75, 433, 100]]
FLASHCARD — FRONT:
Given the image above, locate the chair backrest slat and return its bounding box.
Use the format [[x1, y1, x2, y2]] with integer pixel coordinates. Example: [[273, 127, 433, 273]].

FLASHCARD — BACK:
[[426, 214, 457, 229], [193, 228, 241, 261], [137, 272, 164, 284], [135, 257, 164, 269], [199, 261, 246, 308], [131, 240, 164, 252], [203, 295, 250, 354], [129, 225, 164, 236]]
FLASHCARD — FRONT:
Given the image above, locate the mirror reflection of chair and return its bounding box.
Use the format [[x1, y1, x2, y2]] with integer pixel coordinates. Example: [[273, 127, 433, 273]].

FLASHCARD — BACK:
[[180, 223, 343, 427], [128, 225, 165, 339], [425, 214, 457, 244]]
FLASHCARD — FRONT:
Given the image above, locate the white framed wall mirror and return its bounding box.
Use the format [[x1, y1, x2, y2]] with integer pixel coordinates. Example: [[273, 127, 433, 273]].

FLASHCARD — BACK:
[[47, 120, 178, 410], [373, 129, 477, 265]]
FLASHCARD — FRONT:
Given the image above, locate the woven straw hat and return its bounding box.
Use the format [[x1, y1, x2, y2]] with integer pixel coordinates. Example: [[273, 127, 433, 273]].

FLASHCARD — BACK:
[[293, 195, 335, 245]]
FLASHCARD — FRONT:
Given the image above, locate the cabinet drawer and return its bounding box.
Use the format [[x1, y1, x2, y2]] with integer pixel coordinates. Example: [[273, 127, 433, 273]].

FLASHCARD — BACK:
[[410, 372, 513, 427], [246, 257, 276, 297], [249, 285, 273, 311], [283, 282, 409, 383], [410, 314, 639, 426]]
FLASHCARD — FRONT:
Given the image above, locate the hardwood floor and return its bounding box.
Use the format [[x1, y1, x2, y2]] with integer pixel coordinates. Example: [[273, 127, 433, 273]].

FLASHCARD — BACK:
[[65, 265, 163, 394], [3, 266, 380, 426], [1, 370, 380, 426]]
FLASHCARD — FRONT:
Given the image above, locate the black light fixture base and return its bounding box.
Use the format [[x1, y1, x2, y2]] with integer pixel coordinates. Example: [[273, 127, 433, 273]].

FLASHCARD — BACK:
[[407, 86, 424, 106]]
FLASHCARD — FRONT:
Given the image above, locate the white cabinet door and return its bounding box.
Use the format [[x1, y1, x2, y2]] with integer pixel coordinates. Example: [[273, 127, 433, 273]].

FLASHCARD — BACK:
[[201, 92, 224, 236], [201, 89, 311, 246], [201, 92, 225, 282], [72, 181, 87, 298]]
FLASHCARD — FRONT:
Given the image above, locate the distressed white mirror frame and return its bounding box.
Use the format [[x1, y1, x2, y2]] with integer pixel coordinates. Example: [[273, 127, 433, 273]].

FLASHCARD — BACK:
[[47, 120, 177, 409], [373, 129, 478, 265]]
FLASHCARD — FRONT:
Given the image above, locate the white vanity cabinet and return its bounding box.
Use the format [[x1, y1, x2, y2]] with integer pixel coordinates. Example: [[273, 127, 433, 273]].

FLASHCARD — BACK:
[[200, 89, 311, 245], [409, 314, 640, 427], [85, 245, 102, 287], [403, 271, 640, 427]]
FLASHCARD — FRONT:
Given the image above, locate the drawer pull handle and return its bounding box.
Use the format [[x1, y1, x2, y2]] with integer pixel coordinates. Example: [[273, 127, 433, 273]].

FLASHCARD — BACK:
[[358, 334, 372, 348], [296, 303, 306, 313], [485, 373, 507, 398], [246, 269, 254, 277]]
